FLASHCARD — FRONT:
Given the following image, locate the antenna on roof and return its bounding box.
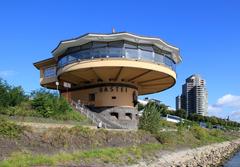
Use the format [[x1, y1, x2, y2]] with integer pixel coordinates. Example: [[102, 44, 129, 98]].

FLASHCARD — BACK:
[[112, 27, 116, 33]]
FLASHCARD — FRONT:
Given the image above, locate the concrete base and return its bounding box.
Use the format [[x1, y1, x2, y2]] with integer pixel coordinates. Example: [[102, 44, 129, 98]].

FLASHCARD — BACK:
[[90, 106, 139, 129]]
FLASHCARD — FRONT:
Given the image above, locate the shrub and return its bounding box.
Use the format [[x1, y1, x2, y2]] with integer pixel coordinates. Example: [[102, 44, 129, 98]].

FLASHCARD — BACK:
[[159, 119, 177, 129], [155, 132, 178, 145], [138, 102, 161, 134], [209, 129, 223, 137], [31, 89, 73, 118], [0, 102, 41, 117], [190, 125, 208, 140], [0, 79, 27, 108], [30, 89, 87, 121], [0, 117, 23, 138], [52, 111, 86, 121]]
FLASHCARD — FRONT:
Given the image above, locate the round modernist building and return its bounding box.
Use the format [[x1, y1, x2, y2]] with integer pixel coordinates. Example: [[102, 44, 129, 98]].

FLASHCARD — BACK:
[[34, 32, 182, 129]]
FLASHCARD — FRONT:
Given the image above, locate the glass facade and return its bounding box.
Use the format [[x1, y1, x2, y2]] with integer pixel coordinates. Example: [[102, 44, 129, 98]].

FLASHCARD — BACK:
[[43, 66, 56, 78], [57, 41, 176, 71]]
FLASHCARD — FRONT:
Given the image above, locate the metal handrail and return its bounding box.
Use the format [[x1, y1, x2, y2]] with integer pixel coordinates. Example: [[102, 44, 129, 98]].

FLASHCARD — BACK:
[[71, 100, 109, 128], [71, 100, 128, 129]]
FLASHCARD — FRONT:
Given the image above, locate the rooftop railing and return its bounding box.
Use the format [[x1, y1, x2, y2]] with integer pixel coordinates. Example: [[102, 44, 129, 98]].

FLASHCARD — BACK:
[[57, 46, 176, 71]]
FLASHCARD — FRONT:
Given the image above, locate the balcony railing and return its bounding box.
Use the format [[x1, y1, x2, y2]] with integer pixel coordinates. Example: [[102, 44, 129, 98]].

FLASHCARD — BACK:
[[57, 47, 176, 71]]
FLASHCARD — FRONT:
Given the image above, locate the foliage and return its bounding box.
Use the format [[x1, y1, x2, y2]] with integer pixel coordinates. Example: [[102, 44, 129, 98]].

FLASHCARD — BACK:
[[0, 87, 86, 122], [31, 89, 73, 118], [188, 113, 240, 129], [0, 102, 41, 117], [0, 79, 27, 108], [154, 131, 178, 145], [138, 102, 161, 134], [175, 109, 187, 119], [51, 111, 86, 121], [190, 125, 208, 140], [0, 143, 162, 167], [137, 103, 145, 111], [159, 119, 177, 129], [0, 117, 23, 138]]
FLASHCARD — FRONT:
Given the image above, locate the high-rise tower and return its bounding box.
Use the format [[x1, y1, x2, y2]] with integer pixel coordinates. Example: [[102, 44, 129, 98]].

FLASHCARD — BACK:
[[176, 74, 208, 116]]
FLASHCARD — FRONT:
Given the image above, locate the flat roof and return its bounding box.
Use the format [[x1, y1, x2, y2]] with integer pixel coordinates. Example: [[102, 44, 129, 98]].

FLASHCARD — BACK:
[[33, 57, 56, 69]]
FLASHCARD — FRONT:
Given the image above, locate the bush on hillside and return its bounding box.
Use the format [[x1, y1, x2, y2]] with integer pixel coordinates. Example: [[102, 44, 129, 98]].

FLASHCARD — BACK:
[[0, 117, 23, 138], [190, 125, 208, 140], [138, 102, 161, 134], [0, 79, 27, 108], [31, 89, 73, 117], [0, 102, 40, 117], [30, 89, 86, 121]]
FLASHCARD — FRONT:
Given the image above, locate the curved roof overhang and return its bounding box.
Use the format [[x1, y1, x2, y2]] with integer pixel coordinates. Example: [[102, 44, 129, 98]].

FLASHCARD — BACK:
[[52, 32, 182, 64]]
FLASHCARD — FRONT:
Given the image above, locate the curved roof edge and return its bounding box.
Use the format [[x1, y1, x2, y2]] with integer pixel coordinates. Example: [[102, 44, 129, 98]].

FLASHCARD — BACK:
[[52, 32, 182, 64]]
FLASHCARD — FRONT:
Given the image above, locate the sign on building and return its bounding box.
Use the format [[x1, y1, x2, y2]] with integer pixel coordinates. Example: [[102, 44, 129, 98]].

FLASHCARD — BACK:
[[63, 82, 71, 88]]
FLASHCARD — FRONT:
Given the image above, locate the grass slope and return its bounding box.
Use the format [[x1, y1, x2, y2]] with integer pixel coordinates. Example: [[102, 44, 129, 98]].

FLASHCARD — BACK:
[[0, 119, 239, 167]]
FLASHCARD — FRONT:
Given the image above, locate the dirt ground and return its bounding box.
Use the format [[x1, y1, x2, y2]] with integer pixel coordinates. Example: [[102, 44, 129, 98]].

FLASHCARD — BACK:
[[0, 124, 157, 161]]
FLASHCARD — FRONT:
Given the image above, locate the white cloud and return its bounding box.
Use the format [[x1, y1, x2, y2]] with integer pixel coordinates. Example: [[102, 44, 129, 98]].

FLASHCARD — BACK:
[[0, 70, 16, 78], [216, 94, 240, 108], [208, 105, 222, 113], [231, 111, 240, 116], [208, 94, 240, 122]]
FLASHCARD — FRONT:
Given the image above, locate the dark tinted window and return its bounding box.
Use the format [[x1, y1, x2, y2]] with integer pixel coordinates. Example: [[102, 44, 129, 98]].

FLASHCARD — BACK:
[[109, 41, 124, 47], [89, 93, 95, 101], [124, 41, 137, 49], [66, 46, 81, 54], [81, 42, 92, 50], [139, 44, 154, 51], [92, 41, 107, 48]]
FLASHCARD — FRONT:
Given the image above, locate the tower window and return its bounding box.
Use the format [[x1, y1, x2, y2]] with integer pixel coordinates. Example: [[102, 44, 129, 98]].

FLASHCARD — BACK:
[[89, 94, 95, 101], [110, 112, 119, 119], [112, 96, 116, 99], [125, 113, 132, 120]]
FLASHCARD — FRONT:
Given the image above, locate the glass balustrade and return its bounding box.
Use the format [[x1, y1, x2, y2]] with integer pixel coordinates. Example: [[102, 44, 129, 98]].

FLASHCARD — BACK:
[[57, 45, 176, 71]]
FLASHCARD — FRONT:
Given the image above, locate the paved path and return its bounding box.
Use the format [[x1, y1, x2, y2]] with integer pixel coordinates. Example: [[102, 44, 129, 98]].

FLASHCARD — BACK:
[[16, 121, 136, 132]]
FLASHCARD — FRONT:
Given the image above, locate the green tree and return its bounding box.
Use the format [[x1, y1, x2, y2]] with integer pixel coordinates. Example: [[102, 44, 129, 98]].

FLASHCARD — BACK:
[[31, 89, 73, 117], [0, 79, 10, 108], [138, 102, 161, 134], [175, 109, 187, 119], [8, 86, 27, 106], [137, 103, 145, 111], [0, 78, 26, 108]]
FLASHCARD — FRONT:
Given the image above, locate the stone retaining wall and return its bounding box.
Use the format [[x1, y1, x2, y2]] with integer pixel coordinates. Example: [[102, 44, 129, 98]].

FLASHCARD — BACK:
[[131, 139, 240, 167]]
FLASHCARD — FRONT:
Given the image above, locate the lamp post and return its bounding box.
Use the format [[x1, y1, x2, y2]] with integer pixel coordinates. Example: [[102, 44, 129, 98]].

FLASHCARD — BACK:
[[63, 82, 71, 102], [55, 81, 59, 98]]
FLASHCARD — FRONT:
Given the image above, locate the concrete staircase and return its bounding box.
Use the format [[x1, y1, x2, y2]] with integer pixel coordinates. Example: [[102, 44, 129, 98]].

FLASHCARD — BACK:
[[71, 101, 126, 129]]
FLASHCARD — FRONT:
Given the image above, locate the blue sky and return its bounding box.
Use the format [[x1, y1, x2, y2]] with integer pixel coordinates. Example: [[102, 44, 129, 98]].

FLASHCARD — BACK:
[[0, 0, 240, 121]]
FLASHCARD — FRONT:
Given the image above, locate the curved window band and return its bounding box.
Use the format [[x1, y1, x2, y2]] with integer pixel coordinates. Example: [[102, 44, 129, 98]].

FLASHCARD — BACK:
[[58, 47, 176, 71]]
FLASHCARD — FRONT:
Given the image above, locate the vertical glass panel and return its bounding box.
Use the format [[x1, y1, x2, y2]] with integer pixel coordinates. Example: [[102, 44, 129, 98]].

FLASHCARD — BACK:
[[68, 53, 78, 63], [77, 50, 91, 60], [164, 56, 175, 70], [108, 47, 122, 57], [140, 50, 153, 62], [153, 46, 163, 54], [154, 53, 164, 64], [125, 48, 139, 60], [60, 56, 68, 67], [92, 47, 108, 58]]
